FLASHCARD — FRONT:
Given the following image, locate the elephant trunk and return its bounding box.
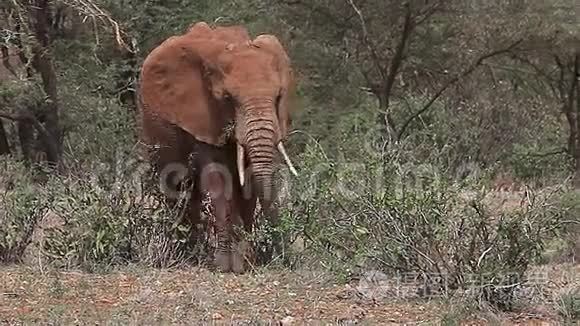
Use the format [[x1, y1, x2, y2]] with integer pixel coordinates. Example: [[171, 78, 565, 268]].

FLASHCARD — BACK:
[[239, 98, 277, 206]]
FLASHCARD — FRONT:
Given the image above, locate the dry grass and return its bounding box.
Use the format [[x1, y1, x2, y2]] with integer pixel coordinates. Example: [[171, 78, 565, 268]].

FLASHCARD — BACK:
[[0, 265, 443, 324], [0, 263, 578, 325]]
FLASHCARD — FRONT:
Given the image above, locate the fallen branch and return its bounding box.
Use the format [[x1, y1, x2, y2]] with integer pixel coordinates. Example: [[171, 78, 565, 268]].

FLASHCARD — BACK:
[[396, 39, 524, 141]]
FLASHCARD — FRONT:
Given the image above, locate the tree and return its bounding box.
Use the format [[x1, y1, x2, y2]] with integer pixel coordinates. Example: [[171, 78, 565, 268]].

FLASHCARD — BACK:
[[0, 0, 131, 167], [275, 0, 523, 144], [0, 119, 9, 155], [0, 0, 62, 166]]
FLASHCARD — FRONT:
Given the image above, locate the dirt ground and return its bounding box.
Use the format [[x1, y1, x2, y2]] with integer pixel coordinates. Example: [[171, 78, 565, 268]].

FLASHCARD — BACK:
[[1, 263, 577, 325]]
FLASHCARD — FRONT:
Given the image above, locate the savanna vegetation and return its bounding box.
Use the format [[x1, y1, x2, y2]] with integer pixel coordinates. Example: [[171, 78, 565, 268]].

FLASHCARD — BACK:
[[1, 0, 579, 324]]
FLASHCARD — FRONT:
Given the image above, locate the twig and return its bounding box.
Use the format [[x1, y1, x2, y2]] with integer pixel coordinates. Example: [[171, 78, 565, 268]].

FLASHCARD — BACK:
[[476, 245, 494, 268], [280, 0, 357, 31], [345, 0, 385, 80], [415, 0, 444, 26]]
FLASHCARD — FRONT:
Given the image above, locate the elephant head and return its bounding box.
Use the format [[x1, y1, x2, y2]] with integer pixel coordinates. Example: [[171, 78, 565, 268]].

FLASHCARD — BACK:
[[139, 22, 297, 207]]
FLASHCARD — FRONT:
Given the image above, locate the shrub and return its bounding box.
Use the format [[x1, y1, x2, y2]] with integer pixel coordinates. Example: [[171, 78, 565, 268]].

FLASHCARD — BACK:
[[37, 161, 211, 270], [0, 160, 49, 263], [556, 287, 580, 322], [550, 190, 580, 264], [276, 113, 566, 310]]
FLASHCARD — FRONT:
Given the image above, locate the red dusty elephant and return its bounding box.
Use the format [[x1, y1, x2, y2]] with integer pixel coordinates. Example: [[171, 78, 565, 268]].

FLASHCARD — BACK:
[[136, 22, 298, 273]]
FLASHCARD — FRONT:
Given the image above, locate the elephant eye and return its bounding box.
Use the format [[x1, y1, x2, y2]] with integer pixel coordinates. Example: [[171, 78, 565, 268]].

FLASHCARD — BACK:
[[223, 92, 234, 104]]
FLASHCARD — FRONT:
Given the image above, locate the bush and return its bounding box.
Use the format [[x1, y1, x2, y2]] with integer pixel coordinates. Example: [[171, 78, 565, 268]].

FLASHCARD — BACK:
[[277, 113, 566, 310], [38, 158, 214, 270], [0, 160, 50, 263], [507, 143, 572, 182], [549, 190, 580, 264], [556, 287, 580, 322], [0, 155, 215, 271]]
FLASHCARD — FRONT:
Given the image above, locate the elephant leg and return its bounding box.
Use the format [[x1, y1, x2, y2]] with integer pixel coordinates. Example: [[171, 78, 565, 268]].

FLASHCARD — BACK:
[[195, 143, 240, 272], [230, 178, 257, 273], [202, 165, 246, 273], [257, 187, 284, 265], [240, 184, 257, 233]]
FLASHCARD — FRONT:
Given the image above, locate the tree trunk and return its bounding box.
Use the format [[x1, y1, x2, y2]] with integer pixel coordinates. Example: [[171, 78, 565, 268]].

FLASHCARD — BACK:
[[567, 109, 577, 159], [17, 118, 33, 165], [573, 53, 580, 187], [29, 0, 62, 165], [0, 119, 10, 155]]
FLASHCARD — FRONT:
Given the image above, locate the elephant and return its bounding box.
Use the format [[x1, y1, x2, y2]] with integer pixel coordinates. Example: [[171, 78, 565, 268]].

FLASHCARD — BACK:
[[136, 22, 298, 273]]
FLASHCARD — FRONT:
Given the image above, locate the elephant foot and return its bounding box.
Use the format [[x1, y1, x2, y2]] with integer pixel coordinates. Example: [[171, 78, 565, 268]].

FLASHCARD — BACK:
[[213, 241, 254, 274]]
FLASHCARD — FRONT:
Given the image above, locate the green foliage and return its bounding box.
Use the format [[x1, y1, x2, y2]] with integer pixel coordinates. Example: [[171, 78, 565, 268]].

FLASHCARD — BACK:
[[276, 113, 566, 310], [556, 287, 580, 322], [39, 173, 200, 270], [0, 161, 50, 263], [0, 157, 207, 270], [548, 191, 580, 263], [508, 144, 571, 181]]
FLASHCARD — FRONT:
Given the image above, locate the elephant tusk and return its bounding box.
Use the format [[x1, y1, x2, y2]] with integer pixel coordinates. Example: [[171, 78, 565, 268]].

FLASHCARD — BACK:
[[277, 142, 298, 176], [237, 143, 245, 186]]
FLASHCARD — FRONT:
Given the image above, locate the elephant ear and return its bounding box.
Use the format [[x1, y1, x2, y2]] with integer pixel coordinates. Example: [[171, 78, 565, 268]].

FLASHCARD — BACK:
[[139, 31, 233, 146], [251, 34, 295, 140], [186, 21, 212, 36]]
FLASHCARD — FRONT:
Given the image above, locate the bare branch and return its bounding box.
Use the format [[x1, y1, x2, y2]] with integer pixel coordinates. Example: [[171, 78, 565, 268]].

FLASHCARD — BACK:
[[572, 53, 579, 163], [384, 3, 413, 107], [568, 54, 578, 115], [60, 0, 134, 53], [0, 111, 29, 121], [396, 39, 524, 141], [511, 55, 558, 98], [345, 0, 385, 80]]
